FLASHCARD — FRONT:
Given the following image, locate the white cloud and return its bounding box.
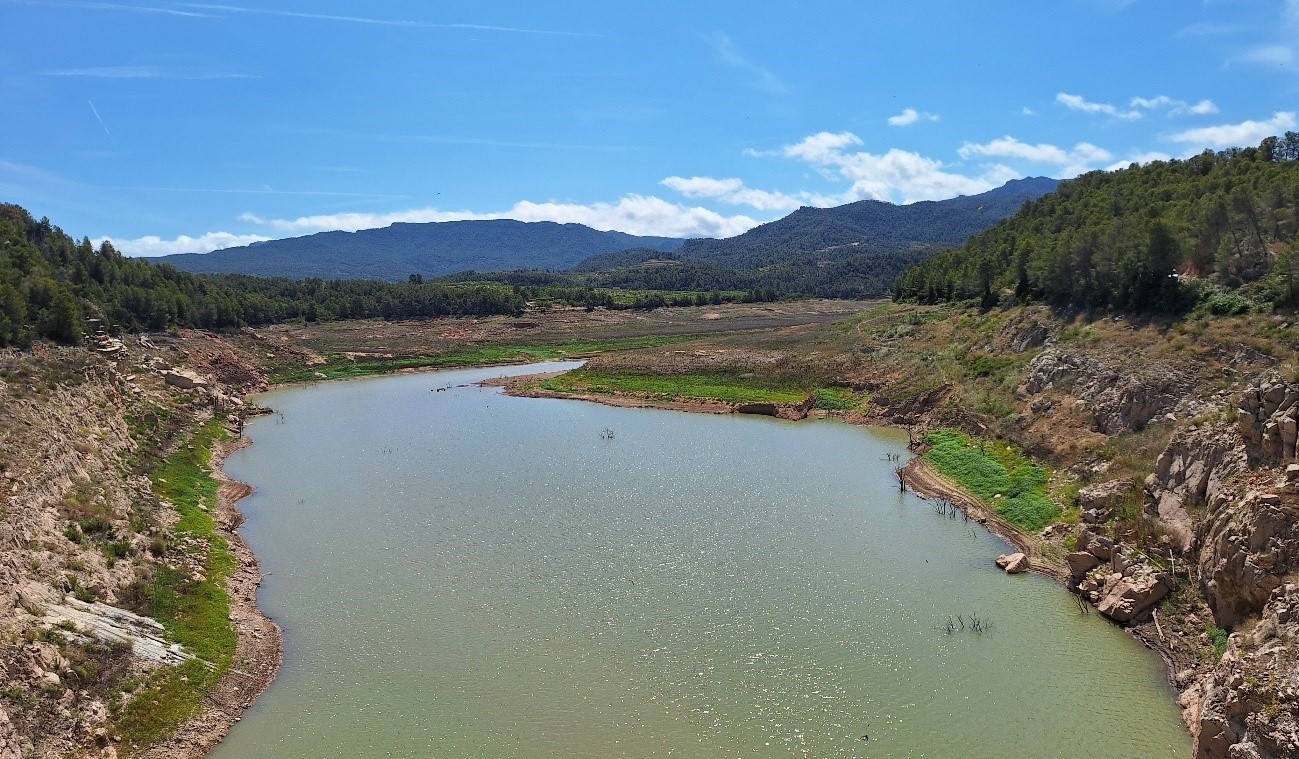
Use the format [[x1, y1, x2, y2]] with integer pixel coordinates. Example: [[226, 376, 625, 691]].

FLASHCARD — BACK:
[[660, 175, 830, 211], [887, 107, 939, 127], [1129, 95, 1219, 115], [777, 131, 1020, 204], [1168, 111, 1298, 149], [239, 196, 761, 240], [1057, 92, 1142, 120], [100, 231, 271, 257], [1058, 92, 1221, 120], [1022, 107, 1036, 116], [958, 136, 1111, 177]]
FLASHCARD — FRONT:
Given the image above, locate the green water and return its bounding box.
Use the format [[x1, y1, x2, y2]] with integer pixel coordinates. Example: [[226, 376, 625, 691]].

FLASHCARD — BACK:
[[213, 362, 1190, 758]]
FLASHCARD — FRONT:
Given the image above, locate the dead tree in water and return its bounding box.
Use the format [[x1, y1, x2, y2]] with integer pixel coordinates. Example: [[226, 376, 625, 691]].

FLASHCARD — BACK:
[[894, 466, 906, 492]]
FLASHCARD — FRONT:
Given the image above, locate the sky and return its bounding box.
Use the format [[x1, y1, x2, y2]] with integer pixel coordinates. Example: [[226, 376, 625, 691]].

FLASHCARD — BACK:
[[1, 0, 1297, 256]]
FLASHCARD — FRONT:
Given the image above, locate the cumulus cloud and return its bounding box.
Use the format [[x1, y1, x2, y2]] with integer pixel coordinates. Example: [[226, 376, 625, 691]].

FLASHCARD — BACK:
[[776, 131, 1020, 204], [887, 107, 939, 127], [958, 136, 1112, 176], [1129, 95, 1219, 115], [660, 175, 831, 211], [239, 195, 761, 240], [99, 231, 271, 257], [1168, 111, 1298, 149]]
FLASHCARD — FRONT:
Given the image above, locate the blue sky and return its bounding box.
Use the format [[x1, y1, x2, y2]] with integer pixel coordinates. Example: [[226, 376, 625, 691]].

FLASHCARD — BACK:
[[2, 0, 1296, 256]]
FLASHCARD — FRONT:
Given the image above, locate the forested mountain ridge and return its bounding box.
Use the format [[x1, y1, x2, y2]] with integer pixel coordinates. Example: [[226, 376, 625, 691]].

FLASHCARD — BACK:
[[894, 134, 1299, 312], [0, 204, 540, 347], [158, 220, 684, 281], [547, 177, 1059, 298], [673, 176, 1060, 269]]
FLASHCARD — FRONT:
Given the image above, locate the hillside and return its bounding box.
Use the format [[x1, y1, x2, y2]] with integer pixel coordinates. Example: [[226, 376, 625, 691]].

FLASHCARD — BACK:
[[158, 220, 684, 281], [672, 176, 1060, 269], [896, 134, 1299, 311]]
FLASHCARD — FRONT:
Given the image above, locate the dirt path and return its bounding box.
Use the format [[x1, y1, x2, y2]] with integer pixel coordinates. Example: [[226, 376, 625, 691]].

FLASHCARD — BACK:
[[139, 436, 283, 759]]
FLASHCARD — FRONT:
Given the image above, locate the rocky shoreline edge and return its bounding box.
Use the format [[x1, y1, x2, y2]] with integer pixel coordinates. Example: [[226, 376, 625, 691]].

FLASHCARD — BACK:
[[141, 434, 283, 759]]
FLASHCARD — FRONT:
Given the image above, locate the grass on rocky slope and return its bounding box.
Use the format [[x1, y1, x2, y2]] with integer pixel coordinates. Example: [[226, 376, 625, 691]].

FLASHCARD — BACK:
[[924, 429, 1061, 531], [113, 417, 237, 754]]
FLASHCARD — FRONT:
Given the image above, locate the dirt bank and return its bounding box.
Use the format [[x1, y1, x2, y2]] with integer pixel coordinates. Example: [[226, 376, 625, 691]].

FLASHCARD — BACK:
[[139, 437, 282, 759]]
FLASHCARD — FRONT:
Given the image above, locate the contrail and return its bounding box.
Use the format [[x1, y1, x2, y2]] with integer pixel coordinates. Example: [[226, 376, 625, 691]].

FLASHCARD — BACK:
[[88, 100, 111, 135]]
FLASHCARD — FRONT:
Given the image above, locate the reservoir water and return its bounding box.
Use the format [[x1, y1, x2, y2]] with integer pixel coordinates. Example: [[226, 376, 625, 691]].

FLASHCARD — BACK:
[[213, 362, 1190, 758]]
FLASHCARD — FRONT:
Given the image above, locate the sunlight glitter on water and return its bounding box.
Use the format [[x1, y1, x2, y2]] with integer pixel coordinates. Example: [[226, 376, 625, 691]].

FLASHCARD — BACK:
[[213, 362, 1189, 759]]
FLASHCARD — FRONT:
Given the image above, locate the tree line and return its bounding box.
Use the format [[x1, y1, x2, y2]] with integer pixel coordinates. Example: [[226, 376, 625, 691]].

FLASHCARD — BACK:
[[893, 134, 1299, 313], [0, 204, 533, 348]]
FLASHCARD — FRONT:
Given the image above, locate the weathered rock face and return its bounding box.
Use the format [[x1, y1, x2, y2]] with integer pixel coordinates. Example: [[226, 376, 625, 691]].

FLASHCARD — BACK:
[[1078, 478, 1134, 523], [1239, 380, 1299, 466], [1199, 489, 1299, 629], [1190, 584, 1299, 759], [1021, 349, 1192, 435], [1065, 550, 1100, 579], [1146, 424, 1246, 553]]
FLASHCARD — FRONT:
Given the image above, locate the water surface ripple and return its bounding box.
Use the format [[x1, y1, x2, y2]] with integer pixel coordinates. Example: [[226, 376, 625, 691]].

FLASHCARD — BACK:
[[214, 362, 1189, 758]]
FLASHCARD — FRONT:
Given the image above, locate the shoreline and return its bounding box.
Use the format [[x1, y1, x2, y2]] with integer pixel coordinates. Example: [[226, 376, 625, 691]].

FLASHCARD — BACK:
[[141, 431, 283, 759], [494, 375, 1194, 697], [172, 360, 1188, 757]]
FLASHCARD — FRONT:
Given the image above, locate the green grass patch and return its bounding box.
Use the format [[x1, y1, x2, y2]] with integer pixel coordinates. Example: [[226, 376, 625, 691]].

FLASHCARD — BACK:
[[1207, 623, 1230, 660], [812, 387, 864, 411], [113, 417, 237, 753], [269, 335, 704, 384], [540, 368, 811, 405], [923, 429, 1061, 531]]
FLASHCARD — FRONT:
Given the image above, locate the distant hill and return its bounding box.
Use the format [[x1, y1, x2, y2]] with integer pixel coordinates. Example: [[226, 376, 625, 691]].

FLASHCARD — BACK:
[[670, 177, 1060, 269], [895, 136, 1299, 312], [158, 220, 685, 281], [563, 177, 1060, 298]]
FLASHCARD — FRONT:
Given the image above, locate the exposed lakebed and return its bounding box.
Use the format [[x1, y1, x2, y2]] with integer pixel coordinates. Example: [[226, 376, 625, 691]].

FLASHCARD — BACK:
[[213, 362, 1189, 758]]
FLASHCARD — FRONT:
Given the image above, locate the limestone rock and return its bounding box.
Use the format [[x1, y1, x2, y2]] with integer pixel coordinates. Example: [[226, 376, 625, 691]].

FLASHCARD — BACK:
[[1078, 478, 1133, 522], [160, 368, 209, 390], [1065, 551, 1100, 579], [995, 552, 1030, 574], [1095, 571, 1173, 623]]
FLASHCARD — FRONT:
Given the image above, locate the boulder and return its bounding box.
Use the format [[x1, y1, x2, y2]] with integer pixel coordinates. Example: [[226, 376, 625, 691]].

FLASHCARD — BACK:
[[1095, 572, 1173, 622], [1065, 551, 1100, 579], [1078, 478, 1133, 522], [160, 368, 209, 391], [995, 552, 1030, 574], [1076, 528, 1115, 561]]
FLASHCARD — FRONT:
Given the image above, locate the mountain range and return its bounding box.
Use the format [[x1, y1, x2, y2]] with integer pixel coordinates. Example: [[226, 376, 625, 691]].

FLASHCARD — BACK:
[[159, 177, 1061, 286]]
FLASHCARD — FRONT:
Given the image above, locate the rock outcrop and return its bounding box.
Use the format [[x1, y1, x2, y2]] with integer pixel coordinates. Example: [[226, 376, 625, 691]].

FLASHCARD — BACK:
[[1239, 380, 1299, 466], [1021, 349, 1192, 435], [1145, 424, 1245, 553], [1188, 584, 1299, 759], [1078, 477, 1133, 523]]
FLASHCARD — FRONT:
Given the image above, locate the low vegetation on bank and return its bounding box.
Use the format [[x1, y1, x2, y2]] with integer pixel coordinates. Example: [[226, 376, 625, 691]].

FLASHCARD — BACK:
[[114, 418, 237, 752], [922, 429, 1061, 530]]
